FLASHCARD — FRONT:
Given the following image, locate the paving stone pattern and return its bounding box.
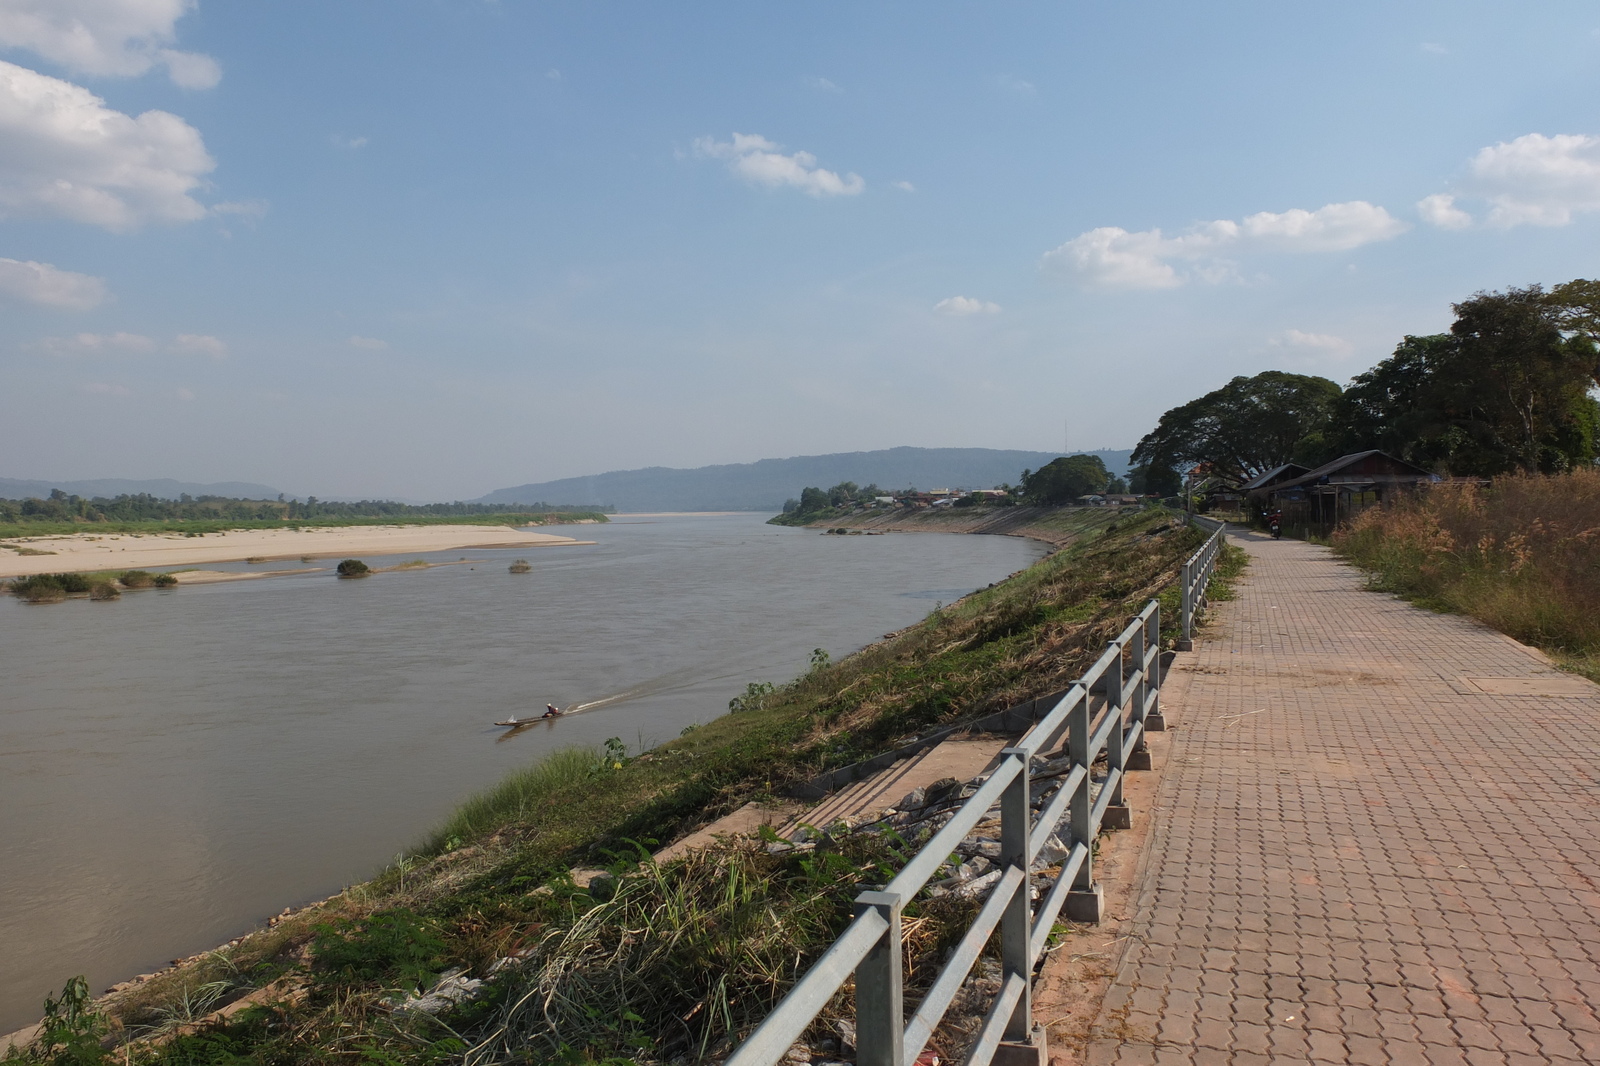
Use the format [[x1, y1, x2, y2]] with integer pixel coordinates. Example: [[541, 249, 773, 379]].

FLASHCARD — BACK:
[[1084, 531, 1600, 1065]]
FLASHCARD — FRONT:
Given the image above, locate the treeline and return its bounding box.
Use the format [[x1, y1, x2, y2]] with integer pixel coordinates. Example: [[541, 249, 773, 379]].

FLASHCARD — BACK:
[[1130, 280, 1600, 491], [0, 490, 612, 527], [775, 455, 1134, 524]]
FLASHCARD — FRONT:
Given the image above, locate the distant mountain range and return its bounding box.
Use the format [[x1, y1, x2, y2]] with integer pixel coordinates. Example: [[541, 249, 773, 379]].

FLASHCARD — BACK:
[[0, 477, 285, 501], [477, 447, 1135, 512]]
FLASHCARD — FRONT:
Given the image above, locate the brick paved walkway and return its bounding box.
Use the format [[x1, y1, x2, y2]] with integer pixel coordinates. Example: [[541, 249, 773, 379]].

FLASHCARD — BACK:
[[1084, 530, 1600, 1065]]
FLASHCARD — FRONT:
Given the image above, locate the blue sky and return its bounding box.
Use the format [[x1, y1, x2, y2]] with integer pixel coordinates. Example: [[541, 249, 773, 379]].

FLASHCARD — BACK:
[[2, 1, 1598, 500]]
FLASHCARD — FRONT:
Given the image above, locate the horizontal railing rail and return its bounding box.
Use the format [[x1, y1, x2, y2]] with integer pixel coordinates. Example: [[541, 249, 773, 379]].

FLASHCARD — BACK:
[[1178, 516, 1225, 651], [725, 599, 1166, 1066]]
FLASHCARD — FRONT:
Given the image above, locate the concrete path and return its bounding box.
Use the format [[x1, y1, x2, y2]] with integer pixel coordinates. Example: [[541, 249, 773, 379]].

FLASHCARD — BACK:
[[1084, 530, 1600, 1065]]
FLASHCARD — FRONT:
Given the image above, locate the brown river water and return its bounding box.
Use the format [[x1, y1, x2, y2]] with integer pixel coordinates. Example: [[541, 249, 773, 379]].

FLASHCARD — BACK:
[[0, 513, 1046, 1031]]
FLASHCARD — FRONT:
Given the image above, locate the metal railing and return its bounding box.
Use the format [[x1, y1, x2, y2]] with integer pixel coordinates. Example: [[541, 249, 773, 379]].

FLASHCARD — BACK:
[[725, 601, 1165, 1066], [1177, 516, 1226, 652]]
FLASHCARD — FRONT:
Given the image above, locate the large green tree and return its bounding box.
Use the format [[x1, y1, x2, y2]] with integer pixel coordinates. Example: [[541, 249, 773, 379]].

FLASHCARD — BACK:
[[1334, 285, 1600, 474], [1019, 454, 1111, 503], [1131, 371, 1343, 486]]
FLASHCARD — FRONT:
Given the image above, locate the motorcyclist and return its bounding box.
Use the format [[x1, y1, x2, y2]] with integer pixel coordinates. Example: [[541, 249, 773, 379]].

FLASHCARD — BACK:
[[1266, 508, 1283, 539]]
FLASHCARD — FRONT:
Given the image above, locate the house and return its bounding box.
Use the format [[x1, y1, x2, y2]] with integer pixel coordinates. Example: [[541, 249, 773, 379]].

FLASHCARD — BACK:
[[1261, 451, 1435, 529], [1240, 463, 1310, 499]]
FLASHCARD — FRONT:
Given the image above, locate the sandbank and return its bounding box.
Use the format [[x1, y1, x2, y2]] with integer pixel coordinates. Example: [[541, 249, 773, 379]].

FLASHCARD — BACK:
[[0, 524, 592, 579]]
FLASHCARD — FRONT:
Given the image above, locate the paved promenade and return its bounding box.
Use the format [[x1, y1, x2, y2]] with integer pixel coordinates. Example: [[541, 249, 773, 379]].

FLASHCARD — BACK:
[[1084, 531, 1600, 1065]]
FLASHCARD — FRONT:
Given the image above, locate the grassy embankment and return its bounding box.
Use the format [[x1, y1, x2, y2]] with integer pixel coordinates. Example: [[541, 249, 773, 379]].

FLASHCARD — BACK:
[[0, 512, 607, 541], [9, 508, 1244, 1066], [1333, 469, 1600, 682]]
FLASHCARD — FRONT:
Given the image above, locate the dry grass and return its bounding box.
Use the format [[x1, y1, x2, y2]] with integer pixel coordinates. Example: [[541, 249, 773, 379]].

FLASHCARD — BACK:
[[1333, 470, 1600, 679]]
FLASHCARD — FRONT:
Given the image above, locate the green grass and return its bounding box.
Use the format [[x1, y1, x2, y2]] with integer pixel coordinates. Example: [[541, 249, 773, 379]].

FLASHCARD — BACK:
[[421, 748, 611, 854]]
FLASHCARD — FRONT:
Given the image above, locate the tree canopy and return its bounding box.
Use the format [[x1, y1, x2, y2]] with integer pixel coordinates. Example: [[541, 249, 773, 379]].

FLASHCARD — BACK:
[[1334, 285, 1600, 475], [1131, 371, 1342, 486], [1019, 454, 1111, 503]]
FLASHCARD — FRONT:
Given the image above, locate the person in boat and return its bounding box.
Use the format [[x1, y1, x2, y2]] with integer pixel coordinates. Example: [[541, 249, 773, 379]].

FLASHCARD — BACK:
[[542, 703, 562, 719]]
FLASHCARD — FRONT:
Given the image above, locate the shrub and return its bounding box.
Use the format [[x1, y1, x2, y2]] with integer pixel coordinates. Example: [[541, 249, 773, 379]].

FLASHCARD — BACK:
[[728, 681, 776, 713], [245, 556, 266, 564], [89, 582, 120, 601], [309, 908, 445, 993], [336, 559, 371, 578], [10, 573, 89, 602], [11, 575, 67, 603], [32, 975, 109, 1065], [119, 570, 154, 588], [153, 573, 179, 588], [508, 559, 532, 573]]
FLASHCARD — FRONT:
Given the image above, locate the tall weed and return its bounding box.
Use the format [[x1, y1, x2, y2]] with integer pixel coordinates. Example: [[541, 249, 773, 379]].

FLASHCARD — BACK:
[[1333, 470, 1600, 658]]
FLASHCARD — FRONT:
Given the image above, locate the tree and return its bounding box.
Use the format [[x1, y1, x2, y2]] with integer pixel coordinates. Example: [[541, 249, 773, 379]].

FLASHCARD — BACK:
[[1020, 454, 1110, 503], [797, 486, 830, 514], [1127, 461, 1182, 496], [1333, 285, 1600, 475], [1132, 371, 1342, 486]]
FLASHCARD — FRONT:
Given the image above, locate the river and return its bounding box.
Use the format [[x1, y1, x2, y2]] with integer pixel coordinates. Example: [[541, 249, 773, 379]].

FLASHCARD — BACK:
[[0, 513, 1046, 1032]]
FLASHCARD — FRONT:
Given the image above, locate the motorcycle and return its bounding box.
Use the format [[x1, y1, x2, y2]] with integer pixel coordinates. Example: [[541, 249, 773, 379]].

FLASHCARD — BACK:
[[1267, 513, 1282, 539]]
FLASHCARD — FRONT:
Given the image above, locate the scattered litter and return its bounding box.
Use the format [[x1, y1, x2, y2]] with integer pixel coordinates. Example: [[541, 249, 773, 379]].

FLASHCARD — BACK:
[[390, 969, 483, 1015]]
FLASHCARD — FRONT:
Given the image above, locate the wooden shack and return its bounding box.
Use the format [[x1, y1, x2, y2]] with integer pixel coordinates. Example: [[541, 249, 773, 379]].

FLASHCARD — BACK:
[[1260, 450, 1434, 530]]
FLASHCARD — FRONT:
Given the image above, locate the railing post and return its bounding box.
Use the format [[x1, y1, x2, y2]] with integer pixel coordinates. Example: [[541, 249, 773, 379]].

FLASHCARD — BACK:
[[1126, 622, 1154, 771], [998, 748, 1033, 1045], [1065, 688, 1103, 922], [854, 891, 904, 1066], [1103, 643, 1132, 829], [1178, 559, 1195, 651], [1145, 605, 1166, 732]]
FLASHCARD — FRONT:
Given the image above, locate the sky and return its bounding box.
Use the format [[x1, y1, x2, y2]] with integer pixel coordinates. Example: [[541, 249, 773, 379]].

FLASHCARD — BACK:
[[1, 1, 1598, 500]]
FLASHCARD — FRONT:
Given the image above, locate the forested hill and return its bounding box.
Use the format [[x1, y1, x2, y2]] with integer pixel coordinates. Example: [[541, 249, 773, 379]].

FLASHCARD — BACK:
[[477, 447, 1134, 512], [0, 476, 285, 501]]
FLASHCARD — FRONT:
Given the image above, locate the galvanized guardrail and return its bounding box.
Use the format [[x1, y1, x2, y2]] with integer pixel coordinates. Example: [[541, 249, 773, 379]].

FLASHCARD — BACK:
[[1177, 516, 1226, 652], [725, 601, 1165, 1066]]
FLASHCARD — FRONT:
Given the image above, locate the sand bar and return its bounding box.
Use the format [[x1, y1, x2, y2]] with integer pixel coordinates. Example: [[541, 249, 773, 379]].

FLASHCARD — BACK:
[[0, 524, 593, 579]]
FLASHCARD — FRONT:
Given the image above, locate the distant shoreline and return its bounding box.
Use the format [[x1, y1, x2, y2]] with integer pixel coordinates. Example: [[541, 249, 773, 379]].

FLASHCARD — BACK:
[[0, 524, 593, 580]]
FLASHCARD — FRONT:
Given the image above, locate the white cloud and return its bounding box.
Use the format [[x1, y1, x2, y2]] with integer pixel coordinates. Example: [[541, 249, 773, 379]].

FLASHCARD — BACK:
[[545, 68, 560, 80], [36, 330, 225, 357], [175, 386, 193, 400], [0, 256, 105, 307], [1041, 202, 1405, 289], [1421, 42, 1449, 54], [210, 198, 266, 218], [892, 180, 916, 192], [1270, 329, 1350, 351], [330, 133, 368, 150], [82, 380, 131, 395], [1239, 202, 1408, 251], [0, 60, 214, 230], [805, 75, 842, 93], [347, 335, 388, 350], [1468, 133, 1600, 227], [934, 296, 1001, 316], [693, 133, 864, 197], [0, 0, 219, 87], [996, 75, 1036, 96], [40, 331, 156, 355], [171, 332, 224, 358], [1417, 192, 1472, 229]]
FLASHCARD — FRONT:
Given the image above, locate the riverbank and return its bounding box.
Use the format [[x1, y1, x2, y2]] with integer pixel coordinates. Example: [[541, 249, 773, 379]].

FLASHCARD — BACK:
[[788, 503, 1147, 548], [0, 524, 594, 579], [0, 508, 1243, 1065]]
